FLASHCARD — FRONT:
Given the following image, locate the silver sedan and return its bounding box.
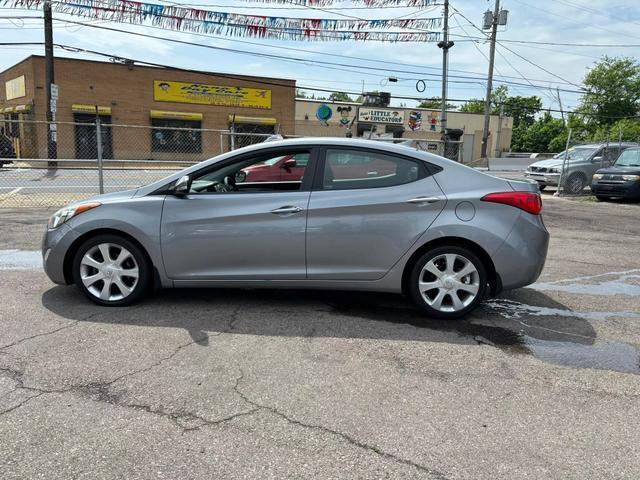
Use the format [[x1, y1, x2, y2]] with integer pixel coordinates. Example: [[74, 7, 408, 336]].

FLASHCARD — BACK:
[[42, 138, 549, 319]]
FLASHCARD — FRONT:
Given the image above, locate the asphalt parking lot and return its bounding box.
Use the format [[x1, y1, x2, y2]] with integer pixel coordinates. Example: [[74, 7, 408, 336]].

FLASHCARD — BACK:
[[1, 195, 640, 479]]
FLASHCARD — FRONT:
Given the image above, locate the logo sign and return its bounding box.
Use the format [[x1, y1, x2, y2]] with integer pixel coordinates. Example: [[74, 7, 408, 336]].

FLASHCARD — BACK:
[[358, 107, 404, 124], [316, 104, 332, 122], [154, 80, 272, 109]]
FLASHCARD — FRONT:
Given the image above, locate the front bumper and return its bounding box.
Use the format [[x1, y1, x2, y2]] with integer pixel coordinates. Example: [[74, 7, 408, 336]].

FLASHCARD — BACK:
[[42, 224, 82, 285], [591, 180, 640, 199], [491, 212, 550, 291], [524, 171, 560, 187]]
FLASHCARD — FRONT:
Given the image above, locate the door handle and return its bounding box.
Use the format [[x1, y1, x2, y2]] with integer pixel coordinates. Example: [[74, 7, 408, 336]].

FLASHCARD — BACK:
[[406, 196, 441, 204], [271, 206, 303, 214]]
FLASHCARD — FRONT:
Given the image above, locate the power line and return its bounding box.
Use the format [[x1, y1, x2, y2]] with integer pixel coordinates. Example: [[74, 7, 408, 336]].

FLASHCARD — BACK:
[[49, 17, 585, 95]]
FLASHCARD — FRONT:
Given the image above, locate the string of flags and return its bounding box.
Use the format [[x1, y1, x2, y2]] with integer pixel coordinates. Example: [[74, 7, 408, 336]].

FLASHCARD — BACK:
[[5, 0, 442, 42]]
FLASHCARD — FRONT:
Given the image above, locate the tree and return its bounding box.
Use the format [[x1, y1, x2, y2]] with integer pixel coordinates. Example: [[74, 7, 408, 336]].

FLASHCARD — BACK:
[[417, 97, 456, 110], [328, 91, 354, 102], [458, 99, 485, 114], [296, 89, 308, 99], [513, 113, 566, 153], [576, 56, 640, 128]]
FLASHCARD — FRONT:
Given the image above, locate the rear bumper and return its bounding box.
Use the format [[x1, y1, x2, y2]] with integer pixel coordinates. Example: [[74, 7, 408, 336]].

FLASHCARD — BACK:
[[491, 212, 549, 291], [591, 181, 640, 199]]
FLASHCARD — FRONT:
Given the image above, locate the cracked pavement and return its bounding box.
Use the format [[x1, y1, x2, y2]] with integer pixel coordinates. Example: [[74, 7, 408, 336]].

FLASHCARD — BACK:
[[1, 196, 640, 479]]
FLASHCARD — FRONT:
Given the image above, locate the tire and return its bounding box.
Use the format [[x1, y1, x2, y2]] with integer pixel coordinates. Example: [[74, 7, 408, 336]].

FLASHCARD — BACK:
[[595, 195, 611, 202], [564, 173, 586, 194], [538, 184, 546, 192], [72, 234, 151, 307], [408, 246, 487, 320]]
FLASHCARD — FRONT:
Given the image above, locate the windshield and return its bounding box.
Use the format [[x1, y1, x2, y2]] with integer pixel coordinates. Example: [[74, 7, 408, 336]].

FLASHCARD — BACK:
[[553, 147, 598, 161], [614, 148, 640, 167]]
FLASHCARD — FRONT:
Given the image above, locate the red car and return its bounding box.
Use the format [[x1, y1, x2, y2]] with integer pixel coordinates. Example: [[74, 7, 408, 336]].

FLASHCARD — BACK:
[[237, 152, 399, 184]]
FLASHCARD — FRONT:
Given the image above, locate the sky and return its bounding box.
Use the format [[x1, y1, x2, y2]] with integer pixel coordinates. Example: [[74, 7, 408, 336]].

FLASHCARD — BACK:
[[1, 0, 639, 114]]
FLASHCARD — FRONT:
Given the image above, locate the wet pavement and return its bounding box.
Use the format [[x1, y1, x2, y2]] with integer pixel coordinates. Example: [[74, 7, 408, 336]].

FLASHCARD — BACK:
[[1, 197, 640, 479]]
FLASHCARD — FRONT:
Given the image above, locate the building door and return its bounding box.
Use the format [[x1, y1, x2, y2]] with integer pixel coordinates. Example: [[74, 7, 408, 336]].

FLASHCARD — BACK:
[[74, 113, 113, 159]]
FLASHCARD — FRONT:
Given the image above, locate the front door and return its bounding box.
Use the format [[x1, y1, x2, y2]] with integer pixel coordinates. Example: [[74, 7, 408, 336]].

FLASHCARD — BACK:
[[161, 148, 315, 280], [306, 147, 446, 280]]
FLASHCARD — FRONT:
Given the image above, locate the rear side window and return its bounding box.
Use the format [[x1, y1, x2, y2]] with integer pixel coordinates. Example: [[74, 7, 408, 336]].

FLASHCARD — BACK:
[[322, 149, 424, 190]]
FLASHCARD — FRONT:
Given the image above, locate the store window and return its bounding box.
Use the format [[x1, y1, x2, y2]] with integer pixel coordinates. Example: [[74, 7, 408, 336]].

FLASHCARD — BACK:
[[151, 119, 202, 154], [74, 113, 113, 159]]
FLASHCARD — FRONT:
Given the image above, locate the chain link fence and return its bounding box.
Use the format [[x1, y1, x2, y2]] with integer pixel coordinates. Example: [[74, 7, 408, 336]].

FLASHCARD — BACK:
[[0, 119, 285, 208], [0, 119, 466, 208]]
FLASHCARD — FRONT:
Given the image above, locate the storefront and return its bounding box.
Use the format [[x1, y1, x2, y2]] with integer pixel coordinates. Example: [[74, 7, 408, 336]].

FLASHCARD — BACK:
[[0, 55, 296, 160]]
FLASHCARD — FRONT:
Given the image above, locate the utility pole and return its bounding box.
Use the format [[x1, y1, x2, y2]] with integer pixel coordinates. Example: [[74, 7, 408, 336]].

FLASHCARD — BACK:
[[438, 0, 454, 156], [44, 1, 57, 166], [494, 102, 504, 158], [556, 87, 565, 126], [480, 0, 499, 160]]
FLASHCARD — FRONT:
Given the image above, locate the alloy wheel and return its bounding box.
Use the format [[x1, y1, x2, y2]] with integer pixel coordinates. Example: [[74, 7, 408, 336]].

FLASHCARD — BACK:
[[80, 243, 139, 301], [418, 253, 480, 313]]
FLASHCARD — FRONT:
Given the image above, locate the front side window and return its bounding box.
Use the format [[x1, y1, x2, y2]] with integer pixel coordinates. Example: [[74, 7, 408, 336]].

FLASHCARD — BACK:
[[615, 148, 640, 167], [152, 119, 202, 153], [322, 149, 423, 190], [189, 150, 310, 194]]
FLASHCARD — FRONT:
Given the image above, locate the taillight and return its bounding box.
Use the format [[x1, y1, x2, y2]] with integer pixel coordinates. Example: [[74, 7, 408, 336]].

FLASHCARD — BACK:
[[481, 192, 542, 215]]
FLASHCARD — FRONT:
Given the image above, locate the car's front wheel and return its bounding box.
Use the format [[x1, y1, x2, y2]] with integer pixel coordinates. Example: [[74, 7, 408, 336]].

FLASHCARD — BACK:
[[409, 246, 487, 320], [72, 234, 151, 306]]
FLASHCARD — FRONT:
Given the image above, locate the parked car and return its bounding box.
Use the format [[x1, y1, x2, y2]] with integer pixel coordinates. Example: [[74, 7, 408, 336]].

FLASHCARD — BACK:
[[42, 138, 549, 319], [524, 143, 636, 194], [0, 130, 16, 166], [591, 147, 640, 201]]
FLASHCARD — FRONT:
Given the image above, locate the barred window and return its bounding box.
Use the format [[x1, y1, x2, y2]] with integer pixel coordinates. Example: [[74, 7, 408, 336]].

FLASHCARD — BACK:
[[151, 119, 202, 153]]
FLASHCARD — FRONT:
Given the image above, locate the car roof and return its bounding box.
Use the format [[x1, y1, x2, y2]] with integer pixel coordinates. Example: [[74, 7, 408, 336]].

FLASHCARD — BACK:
[[574, 142, 639, 148]]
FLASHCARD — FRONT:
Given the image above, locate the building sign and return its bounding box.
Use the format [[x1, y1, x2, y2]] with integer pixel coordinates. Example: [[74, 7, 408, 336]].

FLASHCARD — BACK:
[[358, 107, 404, 124], [154, 80, 271, 109], [5, 75, 26, 100]]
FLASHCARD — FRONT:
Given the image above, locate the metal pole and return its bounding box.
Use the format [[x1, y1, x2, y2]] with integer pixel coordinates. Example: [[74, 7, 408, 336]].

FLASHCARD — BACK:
[[480, 0, 500, 160], [96, 114, 104, 194], [44, 1, 57, 167], [555, 128, 572, 197], [494, 102, 504, 158], [556, 87, 565, 127], [219, 132, 224, 154], [440, 0, 450, 141]]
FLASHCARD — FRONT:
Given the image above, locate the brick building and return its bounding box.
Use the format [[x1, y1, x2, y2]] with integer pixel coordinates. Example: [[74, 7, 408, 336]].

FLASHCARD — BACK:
[[0, 55, 296, 160]]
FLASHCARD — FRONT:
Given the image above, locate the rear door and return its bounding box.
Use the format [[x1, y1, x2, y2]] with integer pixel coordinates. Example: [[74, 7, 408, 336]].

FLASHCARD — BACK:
[[306, 147, 446, 280]]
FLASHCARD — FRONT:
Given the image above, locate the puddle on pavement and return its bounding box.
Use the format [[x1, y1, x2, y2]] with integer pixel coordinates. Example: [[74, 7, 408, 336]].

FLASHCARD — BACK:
[[533, 269, 640, 297], [325, 293, 640, 376], [0, 249, 42, 270]]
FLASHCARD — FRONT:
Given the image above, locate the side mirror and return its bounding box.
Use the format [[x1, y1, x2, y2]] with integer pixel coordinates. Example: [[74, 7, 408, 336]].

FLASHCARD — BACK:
[[592, 156, 603, 163], [281, 158, 297, 170], [173, 175, 191, 196]]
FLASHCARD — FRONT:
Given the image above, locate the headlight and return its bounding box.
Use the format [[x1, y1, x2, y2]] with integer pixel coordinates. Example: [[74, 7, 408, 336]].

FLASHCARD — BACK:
[[592, 173, 604, 180], [548, 168, 560, 174], [48, 202, 101, 229], [622, 174, 640, 181]]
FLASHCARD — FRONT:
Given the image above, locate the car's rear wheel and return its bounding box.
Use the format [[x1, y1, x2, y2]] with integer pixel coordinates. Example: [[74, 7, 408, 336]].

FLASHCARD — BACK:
[[409, 246, 487, 320], [72, 234, 151, 306]]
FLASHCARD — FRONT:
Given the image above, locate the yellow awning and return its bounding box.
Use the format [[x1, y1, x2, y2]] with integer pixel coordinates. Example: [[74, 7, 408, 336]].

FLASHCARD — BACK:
[[15, 104, 31, 113], [72, 104, 112, 115], [150, 109, 203, 121], [228, 114, 277, 126], [3, 106, 15, 113]]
